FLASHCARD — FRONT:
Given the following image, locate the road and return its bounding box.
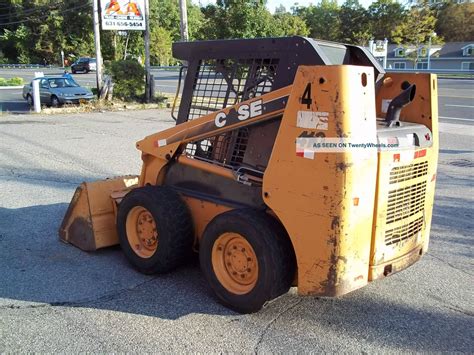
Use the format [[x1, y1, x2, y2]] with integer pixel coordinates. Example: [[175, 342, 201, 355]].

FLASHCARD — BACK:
[[0, 68, 180, 114], [0, 107, 472, 352], [0, 69, 473, 124]]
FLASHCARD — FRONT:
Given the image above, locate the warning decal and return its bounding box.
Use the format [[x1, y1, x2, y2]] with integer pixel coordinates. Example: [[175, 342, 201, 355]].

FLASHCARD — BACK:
[[296, 111, 329, 131]]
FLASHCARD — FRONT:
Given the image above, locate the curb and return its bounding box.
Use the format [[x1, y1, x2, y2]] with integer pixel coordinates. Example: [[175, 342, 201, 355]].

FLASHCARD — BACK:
[[0, 86, 23, 90]]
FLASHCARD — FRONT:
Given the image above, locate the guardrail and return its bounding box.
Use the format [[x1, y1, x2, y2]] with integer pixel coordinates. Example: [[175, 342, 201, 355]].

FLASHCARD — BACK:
[[0, 64, 57, 69], [386, 68, 474, 77], [1, 64, 180, 70]]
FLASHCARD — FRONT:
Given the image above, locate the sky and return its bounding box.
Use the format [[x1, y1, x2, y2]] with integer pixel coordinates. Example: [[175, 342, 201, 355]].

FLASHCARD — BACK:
[[196, 0, 378, 13]]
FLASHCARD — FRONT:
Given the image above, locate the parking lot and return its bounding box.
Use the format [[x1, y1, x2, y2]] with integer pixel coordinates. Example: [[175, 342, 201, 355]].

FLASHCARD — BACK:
[[0, 79, 473, 350]]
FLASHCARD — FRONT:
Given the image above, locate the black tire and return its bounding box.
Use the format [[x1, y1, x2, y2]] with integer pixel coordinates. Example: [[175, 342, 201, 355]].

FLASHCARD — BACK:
[[117, 186, 194, 274], [26, 94, 33, 107], [71, 69, 76, 74], [200, 209, 296, 313], [50, 95, 60, 107]]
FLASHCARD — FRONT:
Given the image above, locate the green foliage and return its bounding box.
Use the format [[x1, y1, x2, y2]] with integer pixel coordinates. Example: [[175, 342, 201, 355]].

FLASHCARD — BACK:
[[150, 26, 173, 66], [0, 77, 24, 86], [435, 3, 474, 42], [7, 77, 23, 86], [391, 1, 437, 46], [368, 0, 407, 41], [0, 0, 466, 65], [200, 0, 281, 39], [339, 0, 371, 45], [297, 0, 341, 41], [273, 12, 310, 37], [108, 60, 145, 101]]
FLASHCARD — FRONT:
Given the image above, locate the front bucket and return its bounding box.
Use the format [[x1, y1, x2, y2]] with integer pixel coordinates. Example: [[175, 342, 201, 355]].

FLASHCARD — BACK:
[[59, 176, 138, 251]]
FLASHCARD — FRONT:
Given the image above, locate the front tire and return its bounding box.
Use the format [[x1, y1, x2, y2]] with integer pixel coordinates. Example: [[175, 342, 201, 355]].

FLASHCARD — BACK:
[[200, 209, 296, 313], [50, 95, 60, 107], [117, 186, 194, 274]]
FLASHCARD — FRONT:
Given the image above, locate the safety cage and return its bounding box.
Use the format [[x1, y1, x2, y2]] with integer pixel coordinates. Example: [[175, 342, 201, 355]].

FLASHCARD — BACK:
[[171, 37, 384, 174]]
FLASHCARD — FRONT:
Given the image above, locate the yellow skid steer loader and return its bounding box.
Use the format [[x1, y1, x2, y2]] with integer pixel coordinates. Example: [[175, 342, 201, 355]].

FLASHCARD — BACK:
[[60, 37, 438, 313]]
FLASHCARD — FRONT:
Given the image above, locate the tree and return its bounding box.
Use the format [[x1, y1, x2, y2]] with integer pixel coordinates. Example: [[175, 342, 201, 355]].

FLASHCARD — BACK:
[[391, 1, 437, 46], [273, 12, 309, 36], [339, 0, 371, 45], [150, 26, 173, 65], [150, 0, 204, 41], [391, 1, 438, 68], [199, 0, 278, 39], [368, 0, 406, 41], [297, 0, 341, 41], [435, 3, 474, 42]]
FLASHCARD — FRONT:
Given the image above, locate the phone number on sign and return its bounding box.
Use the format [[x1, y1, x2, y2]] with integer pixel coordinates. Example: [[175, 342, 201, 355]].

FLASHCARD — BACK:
[[105, 21, 144, 28]]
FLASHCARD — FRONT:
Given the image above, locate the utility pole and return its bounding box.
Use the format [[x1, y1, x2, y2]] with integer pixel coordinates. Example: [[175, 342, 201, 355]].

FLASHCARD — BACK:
[[92, 0, 103, 96], [179, 0, 189, 41], [144, 0, 151, 102]]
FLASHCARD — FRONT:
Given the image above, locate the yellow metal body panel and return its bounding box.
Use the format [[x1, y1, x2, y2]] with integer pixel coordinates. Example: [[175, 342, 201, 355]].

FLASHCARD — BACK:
[[370, 73, 438, 279], [181, 196, 233, 242], [263, 66, 378, 296]]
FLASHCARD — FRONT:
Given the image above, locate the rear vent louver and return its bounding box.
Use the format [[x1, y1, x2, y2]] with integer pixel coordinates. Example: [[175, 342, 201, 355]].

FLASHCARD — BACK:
[[385, 216, 424, 246], [389, 161, 428, 184], [386, 181, 426, 224]]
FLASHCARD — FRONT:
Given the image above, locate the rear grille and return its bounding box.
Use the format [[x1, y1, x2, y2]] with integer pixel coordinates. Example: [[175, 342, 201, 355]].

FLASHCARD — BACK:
[[386, 181, 426, 224], [385, 216, 424, 246], [390, 161, 428, 184]]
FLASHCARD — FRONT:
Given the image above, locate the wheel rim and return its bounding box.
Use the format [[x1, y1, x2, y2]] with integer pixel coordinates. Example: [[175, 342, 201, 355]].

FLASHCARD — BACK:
[[27, 96, 33, 106], [212, 232, 258, 295], [52, 97, 59, 106], [125, 206, 158, 258]]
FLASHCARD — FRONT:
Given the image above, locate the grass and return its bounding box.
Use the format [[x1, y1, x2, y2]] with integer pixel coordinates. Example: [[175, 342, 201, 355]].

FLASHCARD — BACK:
[[0, 77, 24, 86]]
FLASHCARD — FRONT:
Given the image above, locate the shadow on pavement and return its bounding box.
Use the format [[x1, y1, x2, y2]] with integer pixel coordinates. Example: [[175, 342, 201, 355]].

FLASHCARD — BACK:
[[0, 203, 231, 319], [289, 294, 473, 352], [0, 199, 471, 351]]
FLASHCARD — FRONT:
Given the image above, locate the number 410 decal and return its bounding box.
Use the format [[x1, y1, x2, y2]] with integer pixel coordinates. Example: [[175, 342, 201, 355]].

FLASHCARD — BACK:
[[301, 83, 312, 109]]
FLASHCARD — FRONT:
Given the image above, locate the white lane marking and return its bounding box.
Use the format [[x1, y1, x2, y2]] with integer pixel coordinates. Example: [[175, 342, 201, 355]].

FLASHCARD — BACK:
[[156, 85, 177, 89], [439, 95, 474, 98], [439, 116, 473, 122], [445, 104, 474, 108]]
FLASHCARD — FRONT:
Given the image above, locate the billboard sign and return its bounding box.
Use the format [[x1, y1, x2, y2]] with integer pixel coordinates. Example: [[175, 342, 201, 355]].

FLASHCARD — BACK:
[[100, 0, 146, 31]]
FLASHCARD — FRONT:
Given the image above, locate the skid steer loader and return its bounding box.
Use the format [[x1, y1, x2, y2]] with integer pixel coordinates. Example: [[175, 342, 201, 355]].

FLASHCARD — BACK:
[[59, 37, 438, 313]]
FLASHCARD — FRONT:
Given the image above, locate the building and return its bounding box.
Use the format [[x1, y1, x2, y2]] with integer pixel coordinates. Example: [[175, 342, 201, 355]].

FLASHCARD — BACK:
[[373, 42, 474, 71]]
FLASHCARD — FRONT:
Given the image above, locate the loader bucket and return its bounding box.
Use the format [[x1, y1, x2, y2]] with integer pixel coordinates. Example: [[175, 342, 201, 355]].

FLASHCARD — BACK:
[[59, 176, 139, 251]]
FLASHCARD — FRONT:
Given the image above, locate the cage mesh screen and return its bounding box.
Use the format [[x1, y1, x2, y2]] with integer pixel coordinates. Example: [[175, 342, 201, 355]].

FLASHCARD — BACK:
[[188, 58, 279, 120]]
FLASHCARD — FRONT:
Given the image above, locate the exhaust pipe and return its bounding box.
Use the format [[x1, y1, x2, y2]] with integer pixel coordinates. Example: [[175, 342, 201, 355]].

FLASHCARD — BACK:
[[385, 84, 417, 127]]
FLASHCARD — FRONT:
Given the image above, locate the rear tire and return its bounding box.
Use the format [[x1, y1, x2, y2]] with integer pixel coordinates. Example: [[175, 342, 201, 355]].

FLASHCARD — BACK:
[[200, 209, 296, 313], [117, 186, 194, 274], [26, 94, 33, 107]]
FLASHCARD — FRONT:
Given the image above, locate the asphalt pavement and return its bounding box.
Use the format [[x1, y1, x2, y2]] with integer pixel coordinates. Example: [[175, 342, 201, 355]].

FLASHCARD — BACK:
[[0, 107, 472, 352]]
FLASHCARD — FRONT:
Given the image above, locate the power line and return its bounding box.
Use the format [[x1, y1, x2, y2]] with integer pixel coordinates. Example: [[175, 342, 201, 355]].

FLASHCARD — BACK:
[[0, 2, 92, 27], [0, 1, 70, 18]]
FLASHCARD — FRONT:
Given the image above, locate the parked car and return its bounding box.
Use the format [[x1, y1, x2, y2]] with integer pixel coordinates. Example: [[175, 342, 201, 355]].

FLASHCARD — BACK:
[[22, 76, 95, 107], [71, 57, 96, 73]]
